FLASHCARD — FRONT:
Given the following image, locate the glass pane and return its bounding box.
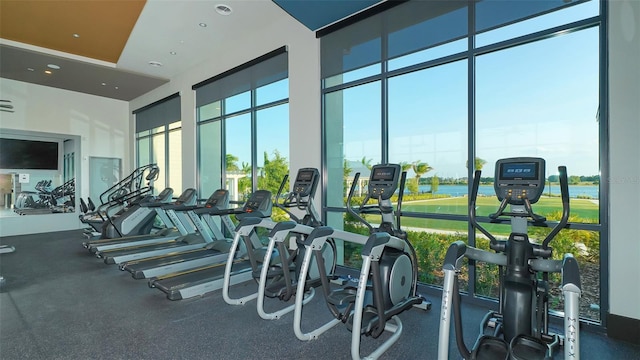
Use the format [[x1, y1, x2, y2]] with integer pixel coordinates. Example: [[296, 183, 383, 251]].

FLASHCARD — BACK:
[[256, 104, 289, 195], [225, 113, 252, 201], [531, 227, 600, 322], [151, 133, 166, 192], [476, 27, 600, 222], [321, 15, 382, 80], [168, 129, 182, 194], [388, 39, 467, 71], [407, 219, 469, 286], [388, 60, 468, 214], [136, 130, 150, 138], [324, 63, 381, 88], [198, 101, 221, 121], [136, 137, 150, 168], [476, 1, 599, 47], [387, 3, 468, 61], [89, 157, 121, 206], [475, 24, 600, 324], [475, 0, 594, 34], [151, 126, 165, 134], [324, 81, 381, 208], [225, 91, 251, 114], [168, 121, 181, 130], [198, 120, 223, 197], [256, 78, 289, 106]]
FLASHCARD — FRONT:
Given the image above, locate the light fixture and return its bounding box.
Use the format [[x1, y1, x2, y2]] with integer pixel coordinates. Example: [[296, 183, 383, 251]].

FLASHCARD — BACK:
[[215, 4, 232, 15], [148, 61, 163, 67], [114, 86, 119, 90], [170, 51, 177, 55], [27, 68, 34, 72], [101, 83, 107, 86], [198, 22, 207, 27], [44, 70, 52, 75], [47, 64, 61, 70], [72, 33, 80, 38]]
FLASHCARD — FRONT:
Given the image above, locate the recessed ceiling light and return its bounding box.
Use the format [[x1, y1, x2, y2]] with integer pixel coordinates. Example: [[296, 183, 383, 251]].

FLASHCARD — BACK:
[[72, 33, 80, 38], [101, 83, 107, 86], [215, 4, 232, 15], [170, 51, 177, 55], [47, 64, 61, 70], [27, 68, 34, 71], [114, 86, 119, 90], [148, 61, 163, 67], [198, 22, 207, 27], [44, 70, 52, 75]]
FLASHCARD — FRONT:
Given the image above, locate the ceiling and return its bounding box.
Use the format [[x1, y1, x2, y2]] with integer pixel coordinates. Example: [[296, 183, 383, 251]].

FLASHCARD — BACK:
[[0, 0, 385, 102]]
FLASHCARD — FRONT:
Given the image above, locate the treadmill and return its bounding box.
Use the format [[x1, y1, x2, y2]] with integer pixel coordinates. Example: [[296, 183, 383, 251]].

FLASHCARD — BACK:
[[119, 189, 238, 279], [83, 187, 181, 254], [95, 189, 203, 264], [148, 189, 273, 301]]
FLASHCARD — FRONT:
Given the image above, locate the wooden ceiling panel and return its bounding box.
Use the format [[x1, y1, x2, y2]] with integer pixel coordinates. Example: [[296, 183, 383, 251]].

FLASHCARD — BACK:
[[0, 0, 146, 63]]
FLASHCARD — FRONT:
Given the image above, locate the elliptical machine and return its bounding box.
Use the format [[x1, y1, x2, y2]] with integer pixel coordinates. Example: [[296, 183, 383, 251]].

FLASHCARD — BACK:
[[222, 168, 336, 318], [254, 168, 336, 320], [292, 163, 429, 360], [437, 157, 581, 360]]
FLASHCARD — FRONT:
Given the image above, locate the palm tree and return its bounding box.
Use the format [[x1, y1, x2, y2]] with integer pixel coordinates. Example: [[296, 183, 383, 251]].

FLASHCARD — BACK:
[[241, 161, 252, 175], [399, 161, 413, 173], [361, 156, 373, 170], [466, 157, 487, 171], [226, 153, 239, 171], [400, 161, 417, 194], [412, 160, 433, 191]]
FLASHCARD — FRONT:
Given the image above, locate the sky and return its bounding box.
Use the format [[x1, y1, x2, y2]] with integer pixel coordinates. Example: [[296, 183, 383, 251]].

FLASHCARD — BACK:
[[223, 0, 601, 180], [338, 0, 600, 179]]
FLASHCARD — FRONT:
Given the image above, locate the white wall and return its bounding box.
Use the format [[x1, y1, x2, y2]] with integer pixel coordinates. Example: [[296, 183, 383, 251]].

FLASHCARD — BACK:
[[0, 78, 129, 236], [608, 0, 640, 321]]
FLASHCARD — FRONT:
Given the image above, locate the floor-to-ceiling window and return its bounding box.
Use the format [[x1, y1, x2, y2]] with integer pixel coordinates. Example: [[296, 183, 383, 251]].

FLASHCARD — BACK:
[[195, 48, 289, 205], [322, 0, 604, 324], [134, 94, 182, 194]]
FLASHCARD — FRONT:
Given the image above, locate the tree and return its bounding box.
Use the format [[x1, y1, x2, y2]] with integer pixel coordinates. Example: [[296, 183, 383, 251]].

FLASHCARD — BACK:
[[406, 177, 419, 194], [257, 150, 289, 195], [430, 174, 439, 193], [238, 161, 252, 197], [399, 161, 412, 173], [361, 156, 373, 170], [399, 161, 417, 194], [569, 175, 581, 185], [226, 153, 239, 171], [343, 158, 352, 197], [412, 160, 433, 184], [466, 157, 487, 171]]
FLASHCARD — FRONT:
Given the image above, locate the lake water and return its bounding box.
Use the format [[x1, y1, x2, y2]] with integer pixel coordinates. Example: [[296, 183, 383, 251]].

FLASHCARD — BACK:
[[417, 184, 599, 199]]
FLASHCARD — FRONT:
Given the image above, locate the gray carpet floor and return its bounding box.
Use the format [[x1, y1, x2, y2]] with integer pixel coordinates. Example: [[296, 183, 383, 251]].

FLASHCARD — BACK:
[[0, 229, 638, 359]]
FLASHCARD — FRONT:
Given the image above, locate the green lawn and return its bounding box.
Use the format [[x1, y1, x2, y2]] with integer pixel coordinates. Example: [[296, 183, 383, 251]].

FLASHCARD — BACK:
[[394, 195, 599, 234]]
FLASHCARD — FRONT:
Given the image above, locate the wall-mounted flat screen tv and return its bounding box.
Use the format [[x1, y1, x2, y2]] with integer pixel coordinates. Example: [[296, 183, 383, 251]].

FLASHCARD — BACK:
[[0, 138, 59, 170]]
